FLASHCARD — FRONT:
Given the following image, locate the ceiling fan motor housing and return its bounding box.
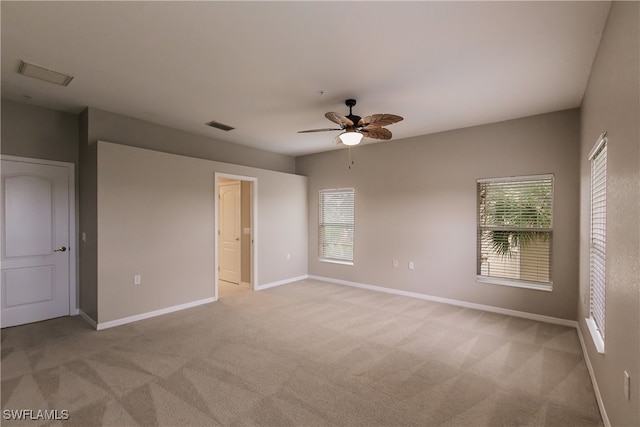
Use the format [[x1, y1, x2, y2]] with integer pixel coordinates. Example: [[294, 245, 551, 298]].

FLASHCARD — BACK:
[[345, 99, 361, 129]]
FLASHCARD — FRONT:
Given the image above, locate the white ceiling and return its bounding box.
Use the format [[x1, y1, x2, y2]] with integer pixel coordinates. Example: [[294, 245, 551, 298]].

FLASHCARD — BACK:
[[1, 1, 610, 157]]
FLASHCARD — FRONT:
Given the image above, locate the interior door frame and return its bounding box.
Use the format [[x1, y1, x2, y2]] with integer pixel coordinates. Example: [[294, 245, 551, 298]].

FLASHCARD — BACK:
[[214, 172, 257, 300], [1, 155, 78, 316]]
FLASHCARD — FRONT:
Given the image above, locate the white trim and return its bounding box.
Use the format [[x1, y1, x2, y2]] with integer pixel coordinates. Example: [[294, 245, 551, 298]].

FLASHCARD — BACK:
[[0, 155, 78, 317], [318, 258, 354, 266], [78, 310, 98, 330], [1, 154, 73, 168], [577, 325, 610, 427], [308, 275, 577, 327], [477, 173, 554, 184], [94, 297, 216, 330], [319, 187, 356, 193], [255, 275, 309, 291], [585, 316, 605, 354], [214, 173, 258, 301], [477, 276, 553, 292], [589, 132, 608, 161]]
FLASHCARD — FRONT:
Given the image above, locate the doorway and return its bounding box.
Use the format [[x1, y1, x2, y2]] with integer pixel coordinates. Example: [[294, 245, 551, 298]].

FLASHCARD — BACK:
[[215, 174, 256, 300], [1, 156, 76, 327]]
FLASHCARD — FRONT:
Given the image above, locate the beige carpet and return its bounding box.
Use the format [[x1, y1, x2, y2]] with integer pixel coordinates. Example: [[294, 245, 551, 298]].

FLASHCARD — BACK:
[[218, 281, 251, 298], [1, 279, 602, 426]]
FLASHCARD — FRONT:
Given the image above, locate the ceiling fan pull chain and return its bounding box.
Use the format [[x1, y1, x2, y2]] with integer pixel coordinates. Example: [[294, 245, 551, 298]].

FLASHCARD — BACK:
[[348, 146, 355, 170]]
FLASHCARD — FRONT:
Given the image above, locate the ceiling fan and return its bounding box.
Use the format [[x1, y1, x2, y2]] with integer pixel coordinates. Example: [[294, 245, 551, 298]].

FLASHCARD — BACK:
[[298, 99, 403, 146]]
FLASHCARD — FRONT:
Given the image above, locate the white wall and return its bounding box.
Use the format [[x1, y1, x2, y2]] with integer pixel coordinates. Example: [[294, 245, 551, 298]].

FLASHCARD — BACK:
[[97, 141, 307, 324]]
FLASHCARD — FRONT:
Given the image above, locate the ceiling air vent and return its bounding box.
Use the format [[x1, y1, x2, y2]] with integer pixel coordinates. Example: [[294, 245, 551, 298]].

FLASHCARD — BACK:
[[205, 120, 234, 132], [18, 60, 74, 86]]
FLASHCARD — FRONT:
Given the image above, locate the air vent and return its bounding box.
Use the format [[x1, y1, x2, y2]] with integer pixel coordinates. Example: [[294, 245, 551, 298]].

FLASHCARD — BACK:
[[205, 120, 234, 131], [18, 60, 74, 86]]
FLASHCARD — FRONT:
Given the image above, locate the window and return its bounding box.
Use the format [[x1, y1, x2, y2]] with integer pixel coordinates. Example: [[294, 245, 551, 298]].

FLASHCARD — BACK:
[[319, 188, 354, 264], [586, 133, 607, 353], [477, 175, 553, 291]]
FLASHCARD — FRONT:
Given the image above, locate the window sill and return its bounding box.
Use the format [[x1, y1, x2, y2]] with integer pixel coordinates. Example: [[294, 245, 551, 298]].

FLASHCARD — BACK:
[[477, 276, 553, 292], [585, 317, 605, 354], [319, 258, 353, 266]]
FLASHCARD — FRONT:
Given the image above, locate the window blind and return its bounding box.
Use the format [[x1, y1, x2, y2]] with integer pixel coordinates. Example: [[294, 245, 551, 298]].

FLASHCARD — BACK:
[[477, 176, 553, 286], [319, 189, 354, 263], [589, 140, 607, 339]]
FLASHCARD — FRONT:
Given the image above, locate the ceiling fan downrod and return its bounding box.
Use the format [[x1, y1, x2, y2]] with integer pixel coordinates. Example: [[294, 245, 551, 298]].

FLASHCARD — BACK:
[[344, 99, 360, 129]]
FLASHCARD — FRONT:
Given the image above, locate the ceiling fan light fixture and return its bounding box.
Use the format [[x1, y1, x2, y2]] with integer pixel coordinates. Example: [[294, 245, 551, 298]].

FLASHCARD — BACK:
[[298, 99, 402, 146], [339, 131, 363, 146]]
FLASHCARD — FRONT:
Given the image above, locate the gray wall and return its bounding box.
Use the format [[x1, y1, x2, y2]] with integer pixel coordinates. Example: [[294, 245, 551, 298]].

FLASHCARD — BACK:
[[296, 109, 581, 320], [78, 109, 98, 320], [1, 99, 78, 164], [1, 98, 82, 311], [77, 107, 300, 323], [578, 2, 639, 425], [86, 107, 294, 174], [96, 142, 307, 324]]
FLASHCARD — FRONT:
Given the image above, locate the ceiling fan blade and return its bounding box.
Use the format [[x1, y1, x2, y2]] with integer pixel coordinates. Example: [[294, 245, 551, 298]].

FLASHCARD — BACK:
[[358, 114, 403, 128], [297, 128, 342, 133], [325, 112, 354, 127], [360, 127, 392, 140]]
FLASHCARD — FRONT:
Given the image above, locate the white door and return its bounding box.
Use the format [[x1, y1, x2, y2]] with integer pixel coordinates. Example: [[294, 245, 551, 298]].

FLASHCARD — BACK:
[[218, 181, 241, 284], [1, 159, 71, 328]]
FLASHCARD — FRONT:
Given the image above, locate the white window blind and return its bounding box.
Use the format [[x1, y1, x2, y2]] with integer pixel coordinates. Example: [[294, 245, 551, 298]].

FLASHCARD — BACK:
[[589, 136, 607, 341], [319, 188, 354, 263], [477, 175, 553, 289]]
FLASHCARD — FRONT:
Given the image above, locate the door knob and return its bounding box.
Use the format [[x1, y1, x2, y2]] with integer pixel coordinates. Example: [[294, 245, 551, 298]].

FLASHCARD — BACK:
[[54, 246, 67, 252]]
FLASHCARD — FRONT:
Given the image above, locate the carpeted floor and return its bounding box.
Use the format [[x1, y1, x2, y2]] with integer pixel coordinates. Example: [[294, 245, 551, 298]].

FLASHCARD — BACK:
[[1, 279, 602, 426], [218, 281, 251, 298]]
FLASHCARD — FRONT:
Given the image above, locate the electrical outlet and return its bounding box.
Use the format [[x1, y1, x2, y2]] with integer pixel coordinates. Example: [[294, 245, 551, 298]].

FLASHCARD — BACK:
[[134, 275, 141, 285], [408, 261, 415, 270], [624, 371, 630, 400], [393, 260, 398, 268]]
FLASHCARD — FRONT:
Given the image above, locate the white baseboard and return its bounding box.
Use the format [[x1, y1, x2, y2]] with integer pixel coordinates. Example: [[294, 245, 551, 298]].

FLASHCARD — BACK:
[[78, 310, 97, 330], [255, 275, 309, 291], [308, 275, 578, 328], [576, 324, 610, 427], [90, 297, 217, 330]]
